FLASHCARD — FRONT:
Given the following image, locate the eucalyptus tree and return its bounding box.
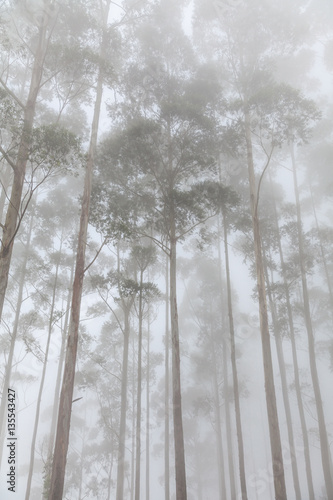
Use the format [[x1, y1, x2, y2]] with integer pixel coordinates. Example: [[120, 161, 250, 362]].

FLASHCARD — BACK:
[[0, 0, 87, 320], [48, 1, 113, 497], [289, 142, 333, 499], [192, 1, 327, 496], [91, 46, 232, 499]]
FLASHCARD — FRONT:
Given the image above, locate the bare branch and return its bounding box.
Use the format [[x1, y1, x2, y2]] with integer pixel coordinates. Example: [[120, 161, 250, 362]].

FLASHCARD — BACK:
[[0, 78, 25, 109], [83, 238, 107, 274], [0, 145, 17, 170]]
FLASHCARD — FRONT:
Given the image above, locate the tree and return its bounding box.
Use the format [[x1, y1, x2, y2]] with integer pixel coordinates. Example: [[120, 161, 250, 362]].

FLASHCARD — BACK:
[[48, 1, 112, 497]]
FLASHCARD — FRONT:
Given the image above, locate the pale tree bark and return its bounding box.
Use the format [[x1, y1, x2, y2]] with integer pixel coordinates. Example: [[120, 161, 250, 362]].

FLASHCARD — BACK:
[[135, 269, 144, 500], [290, 143, 333, 500], [43, 257, 75, 498], [0, 205, 35, 467], [48, 3, 110, 496], [244, 108, 287, 500], [170, 230, 187, 500], [116, 306, 132, 500], [25, 236, 63, 500], [263, 246, 302, 500], [146, 311, 150, 500], [270, 175, 315, 500], [164, 256, 170, 500], [221, 209, 248, 500], [210, 323, 227, 500], [0, 5, 53, 320], [222, 335, 237, 499]]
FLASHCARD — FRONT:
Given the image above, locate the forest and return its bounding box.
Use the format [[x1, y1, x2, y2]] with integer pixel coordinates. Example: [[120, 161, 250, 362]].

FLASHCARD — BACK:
[[0, 0, 332, 499]]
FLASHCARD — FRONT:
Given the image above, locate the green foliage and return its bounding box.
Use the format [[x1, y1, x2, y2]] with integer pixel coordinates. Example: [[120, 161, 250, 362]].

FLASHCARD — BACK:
[[249, 83, 321, 145], [29, 124, 82, 175]]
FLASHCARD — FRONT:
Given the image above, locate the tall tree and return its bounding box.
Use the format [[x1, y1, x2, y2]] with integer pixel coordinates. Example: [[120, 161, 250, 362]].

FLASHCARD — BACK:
[[0, 0, 56, 319], [48, 1, 112, 497]]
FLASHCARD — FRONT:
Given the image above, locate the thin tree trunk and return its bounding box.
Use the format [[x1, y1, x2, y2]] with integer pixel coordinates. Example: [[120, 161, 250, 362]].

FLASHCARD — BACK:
[[0, 10, 50, 320], [164, 256, 170, 500], [263, 246, 302, 500], [244, 108, 287, 500], [210, 327, 227, 500], [290, 143, 333, 499], [195, 442, 203, 500], [0, 205, 35, 467], [116, 308, 131, 500], [222, 208, 248, 500], [43, 256, 75, 498], [270, 174, 315, 500], [25, 238, 63, 500], [135, 270, 144, 500], [106, 448, 114, 500], [146, 311, 150, 500], [48, 4, 109, 495], [222, 336, 236, 499], [170, 232, 187, 500]]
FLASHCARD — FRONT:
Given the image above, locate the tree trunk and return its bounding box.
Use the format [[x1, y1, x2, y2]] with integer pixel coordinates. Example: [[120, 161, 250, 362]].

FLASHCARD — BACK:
[[164, 255, 170, 500], [146, 311, 150, 500], [48, 4, 109, 495], [25, 238, 63, 500], [222, 335, 237, 499], [290, 143, 333, 499], [263, 246, 301, 500], [0, 205, 35, 467], [270, 174, 315, 500], [210, 326, 227, 500], [135, 270, 144, 500], [244, 108, 287, 500], [0, 12, 50, 320], [116, 308, 131, 500], [43, 256, 75, 498], [222, 208, 248, 500], [170, 232, 187, 500]]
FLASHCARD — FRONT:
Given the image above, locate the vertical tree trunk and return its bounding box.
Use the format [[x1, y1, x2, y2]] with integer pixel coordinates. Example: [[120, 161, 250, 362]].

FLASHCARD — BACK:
[[116, 308, 131, 500], [210, 326, 227, 500], [222, 336, 237, 499], [170, 231, 187, 500], [48, 3, 109, 495], [146, 312, 150, 500], [0, 205, 35, 467], [244, 108, 287, 500], [45, 257, 75, 478], [263, 246, 302, 500], [290, 144, 333, 499], [25, 238, 63, 500], [135, 270, 144, 500], [0, 10, 50, 320], [222, 209, 248, 500], [164, 255, 170, 500], [270, 174, 315, 500]]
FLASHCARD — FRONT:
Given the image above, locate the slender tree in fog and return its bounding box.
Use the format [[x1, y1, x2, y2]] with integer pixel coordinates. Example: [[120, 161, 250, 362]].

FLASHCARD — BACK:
[[290, 143, 333, 499], [0, 1, 55, 320], [221, 205, 248, 500], [48, 2, 111, 497]]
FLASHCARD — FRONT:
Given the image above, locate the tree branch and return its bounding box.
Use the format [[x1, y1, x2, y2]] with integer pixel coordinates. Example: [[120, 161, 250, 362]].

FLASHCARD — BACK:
[[83, 238, 107, 274], [0, 78, 25, 109], [0, 145, 17, 170]]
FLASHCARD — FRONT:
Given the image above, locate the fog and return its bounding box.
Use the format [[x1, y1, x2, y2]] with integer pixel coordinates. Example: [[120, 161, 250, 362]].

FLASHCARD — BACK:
[[0, 1, 332, 500]]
